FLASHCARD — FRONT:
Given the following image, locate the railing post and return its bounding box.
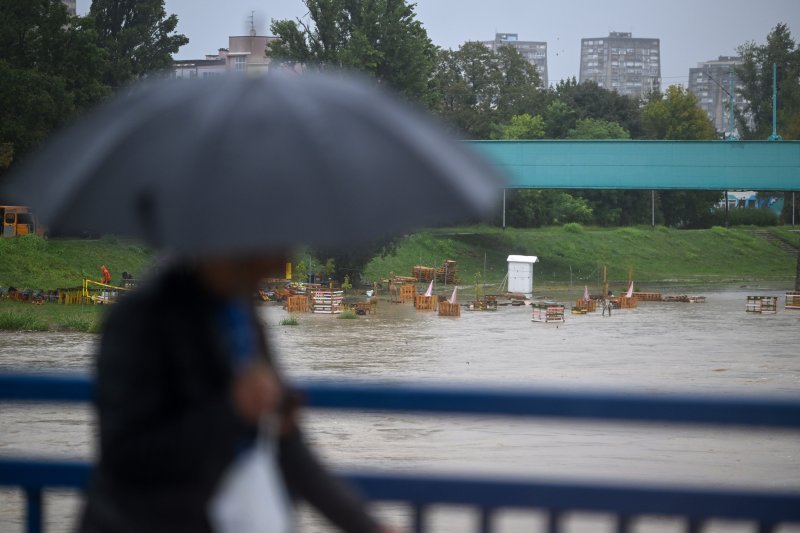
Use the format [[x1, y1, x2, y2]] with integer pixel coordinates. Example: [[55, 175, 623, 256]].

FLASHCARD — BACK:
[[479, 507, 492, 533], [686, 518, 702, 533], [616, 515, 631, 533], [412, 504, 424, 533], [547, 510, 561, 533], [25, 486, 43, 533]]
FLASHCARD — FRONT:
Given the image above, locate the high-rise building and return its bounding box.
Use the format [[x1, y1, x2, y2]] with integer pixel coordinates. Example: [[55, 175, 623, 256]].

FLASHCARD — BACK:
[[579, 32, 660, 98], [688, 56, 752, 136], [482, 33, 548, 87]]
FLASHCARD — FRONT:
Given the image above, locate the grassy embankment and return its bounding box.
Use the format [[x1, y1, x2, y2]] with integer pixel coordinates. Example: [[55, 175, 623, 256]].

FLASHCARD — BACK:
[[0, 235, 152, 332], [364, 224, 800, 292], [1, 227, 798, 331]]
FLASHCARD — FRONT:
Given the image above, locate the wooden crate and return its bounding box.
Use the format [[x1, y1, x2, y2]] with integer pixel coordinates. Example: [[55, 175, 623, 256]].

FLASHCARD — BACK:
[[312, 289, 343, 314], [786, 291, 800, 310], [343, 301, 377, 315], [412, 266, 436, 282], [616, 296, 638, 309], [633, 292, 663, 302], [746, 295, 777, 313], [414, 294, 438, 311], [531, 303, 565, 323], [574, 299, 597, 312], [399, 284, 416, 303], [436, 260, 458, 284], [438, 301, 460, 317], [286, 295, 309, 313]]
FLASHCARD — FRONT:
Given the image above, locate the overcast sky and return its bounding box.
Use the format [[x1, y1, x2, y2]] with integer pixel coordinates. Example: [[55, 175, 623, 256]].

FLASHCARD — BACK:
[[75, 0, 799, 88]]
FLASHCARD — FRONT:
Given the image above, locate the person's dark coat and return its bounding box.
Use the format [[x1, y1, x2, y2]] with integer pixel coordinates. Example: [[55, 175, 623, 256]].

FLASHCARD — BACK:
[[80, 267, 378, 533]]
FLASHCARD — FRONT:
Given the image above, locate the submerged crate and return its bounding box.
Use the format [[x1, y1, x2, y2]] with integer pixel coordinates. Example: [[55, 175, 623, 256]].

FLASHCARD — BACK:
[[438, 301, 460, 317], [414, 294, 438, 311], [786, 291, 800, 310], [746, 295, 777, 314], [633, 292, 663, 302], [286, 295, 309, 313], [531, 302, 565, 323], [312, 289, 343, 314], [399, 284, 416, 303], [616, 296, 638, 309]]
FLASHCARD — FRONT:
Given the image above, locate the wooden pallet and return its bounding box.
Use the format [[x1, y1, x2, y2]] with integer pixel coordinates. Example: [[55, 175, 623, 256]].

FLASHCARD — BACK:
[[633, 292, 663, 301], [414, 294, 438, 311], [574, 299, 597, 312], [746, 295, 777, 313], [286, 295, 309, 313], [786, 291, 800, 310], [438, 301, 460, 317]]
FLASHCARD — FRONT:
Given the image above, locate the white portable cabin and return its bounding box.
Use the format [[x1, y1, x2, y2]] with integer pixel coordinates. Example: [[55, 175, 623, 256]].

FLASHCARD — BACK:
[[506, 255, 539, 297]]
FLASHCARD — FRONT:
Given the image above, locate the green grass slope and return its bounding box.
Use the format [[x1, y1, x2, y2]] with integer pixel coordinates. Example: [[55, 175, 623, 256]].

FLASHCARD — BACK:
[[365, 225, 799, 286], [0, 235, 152, 289]]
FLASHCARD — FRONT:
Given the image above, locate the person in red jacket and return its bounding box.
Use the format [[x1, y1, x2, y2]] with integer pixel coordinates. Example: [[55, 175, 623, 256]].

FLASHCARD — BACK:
[[100, 265, 111, 285]]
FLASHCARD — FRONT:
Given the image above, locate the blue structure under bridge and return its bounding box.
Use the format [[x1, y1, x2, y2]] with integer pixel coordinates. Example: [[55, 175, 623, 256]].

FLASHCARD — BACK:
[[1, 373, 799, 533], [466, 140, 800, 191]]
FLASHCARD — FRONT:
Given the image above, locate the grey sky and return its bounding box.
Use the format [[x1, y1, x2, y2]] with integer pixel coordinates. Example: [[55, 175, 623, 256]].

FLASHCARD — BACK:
[[76, 0, 799, 88]]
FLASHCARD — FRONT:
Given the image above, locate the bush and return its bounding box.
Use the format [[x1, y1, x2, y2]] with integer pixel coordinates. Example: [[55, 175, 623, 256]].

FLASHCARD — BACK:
[[710, 208, 778, 227], [562, 222, 584, 234], [0, 311, 48, 331], [338, 309, 358, 319]]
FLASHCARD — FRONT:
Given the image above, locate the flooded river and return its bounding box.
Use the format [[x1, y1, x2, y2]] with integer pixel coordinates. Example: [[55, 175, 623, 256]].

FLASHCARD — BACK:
[[1, 285, 799, 532]]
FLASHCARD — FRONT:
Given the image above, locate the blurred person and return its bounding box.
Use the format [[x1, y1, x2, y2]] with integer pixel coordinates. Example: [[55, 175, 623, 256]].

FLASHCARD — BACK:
[[79, 253, 388, 533]]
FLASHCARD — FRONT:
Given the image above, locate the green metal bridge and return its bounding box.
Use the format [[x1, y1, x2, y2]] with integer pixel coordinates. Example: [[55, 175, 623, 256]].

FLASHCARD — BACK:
[[466, 140, 800, 191]]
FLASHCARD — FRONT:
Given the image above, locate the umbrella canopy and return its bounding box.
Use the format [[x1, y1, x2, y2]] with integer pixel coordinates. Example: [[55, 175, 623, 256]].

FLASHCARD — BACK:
[[3, 70, 504, 256]]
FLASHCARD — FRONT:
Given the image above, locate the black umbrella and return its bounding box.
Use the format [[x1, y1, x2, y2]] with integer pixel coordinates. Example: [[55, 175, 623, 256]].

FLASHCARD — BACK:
[[3, 70, 504, 255]]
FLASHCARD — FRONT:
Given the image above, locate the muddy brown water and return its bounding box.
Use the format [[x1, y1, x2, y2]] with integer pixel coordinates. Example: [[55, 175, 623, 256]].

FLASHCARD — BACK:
[[1, 286, 799, 532]]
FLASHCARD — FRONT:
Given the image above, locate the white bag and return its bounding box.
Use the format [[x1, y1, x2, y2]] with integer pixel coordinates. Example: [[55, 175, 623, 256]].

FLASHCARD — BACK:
[[209, 422, 292, 533]]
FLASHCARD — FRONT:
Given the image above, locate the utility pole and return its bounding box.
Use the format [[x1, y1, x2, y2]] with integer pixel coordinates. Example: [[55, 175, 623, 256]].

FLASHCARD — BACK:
[[769, 63, 782, 141], [727, 66, 738, 141]]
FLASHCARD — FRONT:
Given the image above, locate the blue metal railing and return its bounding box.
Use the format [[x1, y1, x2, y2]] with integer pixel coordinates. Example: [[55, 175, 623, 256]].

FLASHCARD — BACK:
[[1, 372, 800, 532]]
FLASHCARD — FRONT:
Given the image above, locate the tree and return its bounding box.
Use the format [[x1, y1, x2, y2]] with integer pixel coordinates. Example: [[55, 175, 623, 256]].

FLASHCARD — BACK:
[[270, 0, 437, 105], [642, 85, 716, 140], [0, 0, 108, 176], [493, 113, 545, 140], [641, 85, 720, 227], [737, 23, 800, 224], [737, 23, 800, 140], [567, 118, 630, 139], [542, 99, 576, 138], [434, 42, 543, 138], [555, 79, 643, 138], [90, 0, 188, 88]]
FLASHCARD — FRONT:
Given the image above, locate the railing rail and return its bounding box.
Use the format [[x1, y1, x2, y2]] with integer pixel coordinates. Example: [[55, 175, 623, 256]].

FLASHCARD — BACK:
[[2, 372, 800, 533]]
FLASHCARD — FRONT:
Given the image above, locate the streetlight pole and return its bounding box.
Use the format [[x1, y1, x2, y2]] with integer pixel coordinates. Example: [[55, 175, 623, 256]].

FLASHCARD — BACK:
[[769, 63, 782, 141]]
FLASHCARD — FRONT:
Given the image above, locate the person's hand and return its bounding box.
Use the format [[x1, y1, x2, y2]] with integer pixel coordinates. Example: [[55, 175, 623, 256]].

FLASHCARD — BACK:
[[231, 363, 282, 425]]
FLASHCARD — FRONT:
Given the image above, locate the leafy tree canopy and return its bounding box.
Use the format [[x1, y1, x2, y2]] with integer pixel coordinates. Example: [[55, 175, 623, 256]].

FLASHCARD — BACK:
[[567, 118, 630, 139], [554, 78, 643, 138], [737, 22, 800, 140], [642, 85, 716, 140], [270, 0, 437, 105], [434, 42, 543, 138], [0, 0, 108, 175], [90, 0, 188, 88], [493, 113, 545, 140]]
